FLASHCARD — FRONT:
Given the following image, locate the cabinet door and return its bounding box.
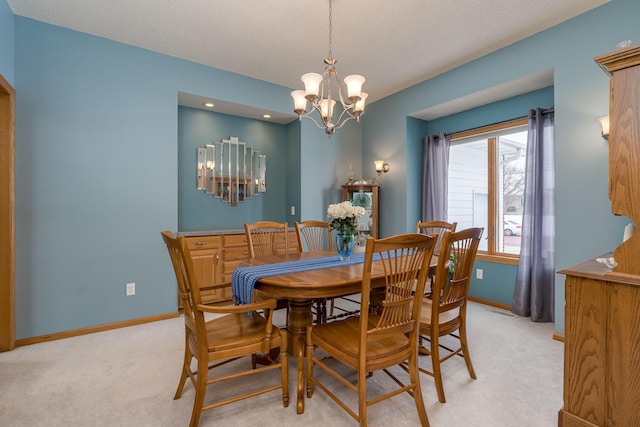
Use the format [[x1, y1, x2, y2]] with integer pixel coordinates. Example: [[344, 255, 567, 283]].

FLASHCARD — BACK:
[[190, 248, 219, 302], [184, 236, 222, 305]]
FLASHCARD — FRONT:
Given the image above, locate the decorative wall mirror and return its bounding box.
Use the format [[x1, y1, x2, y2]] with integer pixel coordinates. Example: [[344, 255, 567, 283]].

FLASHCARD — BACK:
[[196, 136, 266, 206]]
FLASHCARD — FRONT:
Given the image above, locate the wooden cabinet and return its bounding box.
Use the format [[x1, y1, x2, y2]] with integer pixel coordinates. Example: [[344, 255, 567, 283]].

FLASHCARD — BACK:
[[342, 181, 379, 244], [595, 44, 640, 275], [558, 45, 640, 427], [559, 259, 640, 427], [182, 228, 298, 307]]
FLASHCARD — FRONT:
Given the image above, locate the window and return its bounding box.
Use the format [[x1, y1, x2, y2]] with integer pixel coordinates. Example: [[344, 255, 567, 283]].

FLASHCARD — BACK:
[[447, 118, 527, 260]]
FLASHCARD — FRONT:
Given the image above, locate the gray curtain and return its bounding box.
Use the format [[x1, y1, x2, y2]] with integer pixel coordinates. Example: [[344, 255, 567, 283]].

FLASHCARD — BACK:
[[421, 132, 450, 222], [512, 108, 555, 322]]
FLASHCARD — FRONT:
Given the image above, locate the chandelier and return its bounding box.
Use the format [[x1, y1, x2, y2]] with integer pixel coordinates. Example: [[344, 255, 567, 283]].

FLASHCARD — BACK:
[[291, 0, 367, 136]]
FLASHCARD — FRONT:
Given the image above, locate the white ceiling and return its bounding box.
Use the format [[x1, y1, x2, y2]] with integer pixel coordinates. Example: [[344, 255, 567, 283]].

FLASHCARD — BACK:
[[7, 0, 609, 122]]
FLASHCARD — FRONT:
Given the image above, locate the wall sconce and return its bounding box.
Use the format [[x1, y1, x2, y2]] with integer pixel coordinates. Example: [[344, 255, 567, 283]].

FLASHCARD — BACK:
[[599, 116, 610, 140], [374, 160, 390, 175]]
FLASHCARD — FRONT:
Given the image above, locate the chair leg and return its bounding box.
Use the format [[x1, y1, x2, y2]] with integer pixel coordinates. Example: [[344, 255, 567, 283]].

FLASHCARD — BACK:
[[459, 321, 477, 379], [280, 333, 290, 408], [431, 334, 446, 403], [189, 357, 208, 427], [315, 298, 327, 324], [306, 329, 314, 398], [410, 348, 431, 426], [358, 368, 368, 427], [174, 331, 191, 399]]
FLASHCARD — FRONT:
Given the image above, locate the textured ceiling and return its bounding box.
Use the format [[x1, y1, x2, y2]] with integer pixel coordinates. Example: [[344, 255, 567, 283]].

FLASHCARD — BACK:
[[7, 0, 609, 119]]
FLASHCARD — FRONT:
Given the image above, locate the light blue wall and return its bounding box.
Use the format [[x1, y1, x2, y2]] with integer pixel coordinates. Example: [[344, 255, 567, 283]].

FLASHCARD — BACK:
[[300, 119, 363, 222], [178, 107, 289, 230], [427, 87, 554, 136], [405, 116, 430, 236], [0, 0, 13, 84], [285, 120, 302, 225], [12, 17, 301, 339], [364, 0, 639, 333]]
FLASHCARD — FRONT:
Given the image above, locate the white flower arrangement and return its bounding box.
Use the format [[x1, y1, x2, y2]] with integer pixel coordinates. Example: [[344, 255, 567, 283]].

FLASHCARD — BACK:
[[327, 201, 366, 235]]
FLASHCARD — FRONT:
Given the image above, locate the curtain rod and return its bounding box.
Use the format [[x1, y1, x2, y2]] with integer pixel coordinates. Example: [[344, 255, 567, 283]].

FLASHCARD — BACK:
[[434, 107, 554, 139]]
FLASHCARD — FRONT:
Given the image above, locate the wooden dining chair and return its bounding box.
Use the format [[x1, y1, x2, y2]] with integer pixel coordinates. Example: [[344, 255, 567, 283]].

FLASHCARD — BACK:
[[294, 220, 333, 323], [294, 220, 333, 252], [244, 221, 291, 323], [416, 220, 457, 295], [245, 221, 290, 258], [161, 231, 289, 427], [416, 227, 483, 403], [305, 233, 436, 426], [416, 220, 457, 256], [294, 220, 361, 323]]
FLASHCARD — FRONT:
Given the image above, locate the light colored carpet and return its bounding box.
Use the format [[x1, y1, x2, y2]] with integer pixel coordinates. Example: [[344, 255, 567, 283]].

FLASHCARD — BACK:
[[0, 301, 563, 426]]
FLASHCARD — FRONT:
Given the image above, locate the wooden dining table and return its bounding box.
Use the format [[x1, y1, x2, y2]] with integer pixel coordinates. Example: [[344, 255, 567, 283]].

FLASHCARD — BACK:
[[236, 250, 438, 414]]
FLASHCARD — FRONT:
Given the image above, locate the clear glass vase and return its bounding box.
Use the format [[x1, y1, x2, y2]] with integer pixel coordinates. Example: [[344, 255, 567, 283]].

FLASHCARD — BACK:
[[335, 232, 355, 261]]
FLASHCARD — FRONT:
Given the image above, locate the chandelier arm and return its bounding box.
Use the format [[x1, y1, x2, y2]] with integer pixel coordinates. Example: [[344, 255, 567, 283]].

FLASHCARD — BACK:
[[297, 108, 327, 131], [332, 108, 357, 131]]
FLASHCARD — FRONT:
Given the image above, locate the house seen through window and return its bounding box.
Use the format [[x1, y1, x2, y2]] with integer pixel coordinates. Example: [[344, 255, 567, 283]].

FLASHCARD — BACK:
[[447, 118, 527, 259]]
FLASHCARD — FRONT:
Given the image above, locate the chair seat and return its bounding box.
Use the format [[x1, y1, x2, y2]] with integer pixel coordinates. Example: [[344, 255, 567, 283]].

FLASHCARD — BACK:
[[202, 313, 282, 353], [310, 315, 411, 366], [419, 298, 461, 334]]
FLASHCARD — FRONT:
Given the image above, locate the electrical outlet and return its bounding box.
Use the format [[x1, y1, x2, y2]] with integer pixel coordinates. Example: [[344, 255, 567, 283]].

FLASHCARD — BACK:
[[476, 269, 483, 280], [126, 282, 136, 296], [290, 206, 295, 215]]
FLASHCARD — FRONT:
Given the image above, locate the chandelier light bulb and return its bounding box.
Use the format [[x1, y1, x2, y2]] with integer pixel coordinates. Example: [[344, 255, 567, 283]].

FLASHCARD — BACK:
[[319, 98, 336, 120], [344, 75, 365, 102], [301, 73, 323, 100], [354, 92, 368, 114], [291, 90, 308, 114]]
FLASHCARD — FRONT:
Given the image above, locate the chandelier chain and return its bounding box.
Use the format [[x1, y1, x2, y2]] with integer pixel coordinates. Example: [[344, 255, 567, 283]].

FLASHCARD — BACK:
[[328, 0, 333, 59]]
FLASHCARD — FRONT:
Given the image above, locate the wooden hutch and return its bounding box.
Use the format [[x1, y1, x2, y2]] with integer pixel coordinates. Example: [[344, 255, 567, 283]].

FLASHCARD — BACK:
[[558, 44, 640, 427]]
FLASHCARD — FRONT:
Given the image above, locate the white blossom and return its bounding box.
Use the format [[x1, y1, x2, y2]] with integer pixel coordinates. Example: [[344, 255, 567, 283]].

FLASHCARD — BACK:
[[327, 201, 365, 234]]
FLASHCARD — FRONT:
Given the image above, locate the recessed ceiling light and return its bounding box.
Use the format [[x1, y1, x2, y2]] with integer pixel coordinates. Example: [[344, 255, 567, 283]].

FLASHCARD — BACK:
[[263, 114, 272, 119], [203, 102, 214, 108]]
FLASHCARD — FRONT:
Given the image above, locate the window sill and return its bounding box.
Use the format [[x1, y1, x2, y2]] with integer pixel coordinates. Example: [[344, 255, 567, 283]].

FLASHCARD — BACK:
[[476, 253, 519, 266]]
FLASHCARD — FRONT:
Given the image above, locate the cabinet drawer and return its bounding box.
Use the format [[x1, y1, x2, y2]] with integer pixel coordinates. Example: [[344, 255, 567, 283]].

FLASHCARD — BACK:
[[223, 233, 248, 247], [185, 235, 221, 250], [224, 246, 250, 261], [288, 233, 300, 253]]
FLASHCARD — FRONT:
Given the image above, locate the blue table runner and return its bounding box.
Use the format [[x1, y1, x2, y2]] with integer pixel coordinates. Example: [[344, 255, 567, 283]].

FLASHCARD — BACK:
[[232, 252, 368, 305]]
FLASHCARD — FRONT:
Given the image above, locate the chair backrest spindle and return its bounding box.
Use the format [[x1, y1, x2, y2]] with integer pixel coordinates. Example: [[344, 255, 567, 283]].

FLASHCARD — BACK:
[[295, 220, 332, 252]]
